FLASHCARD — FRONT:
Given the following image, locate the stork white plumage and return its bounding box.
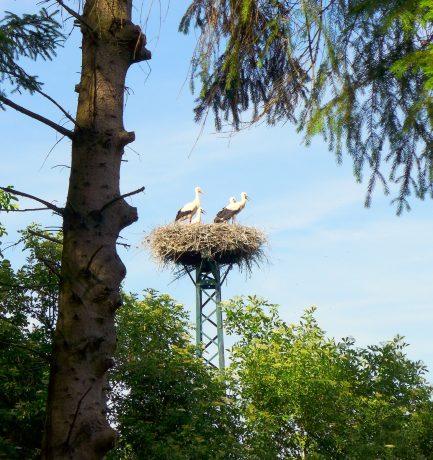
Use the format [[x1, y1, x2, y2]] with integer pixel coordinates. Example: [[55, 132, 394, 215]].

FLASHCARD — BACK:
[[175, 186, 204, 223], [191, 207, 206, 224], [214, 193, 249, 223]]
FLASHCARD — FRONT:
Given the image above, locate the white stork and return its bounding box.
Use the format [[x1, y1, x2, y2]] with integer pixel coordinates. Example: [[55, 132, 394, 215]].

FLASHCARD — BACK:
[[191, 207, 206, 224], [214, 193, 249, 223], [175, 186, 204, 223]]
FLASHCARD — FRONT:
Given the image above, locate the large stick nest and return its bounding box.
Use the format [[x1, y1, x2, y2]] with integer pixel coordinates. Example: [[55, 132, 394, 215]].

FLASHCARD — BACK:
[[146, 223, 267, 275]]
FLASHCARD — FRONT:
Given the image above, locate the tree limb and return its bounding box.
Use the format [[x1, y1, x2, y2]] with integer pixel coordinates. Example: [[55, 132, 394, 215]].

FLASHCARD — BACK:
[[34, 254, 61, 279], [27, 229, 62, 245], [0, 338, 50, 361], [0, 95, 74, 139], [100, 186, 145, 212], [0, 186, 63, 215], [1, 69, 78, 128], [2, 207, 52, 212]]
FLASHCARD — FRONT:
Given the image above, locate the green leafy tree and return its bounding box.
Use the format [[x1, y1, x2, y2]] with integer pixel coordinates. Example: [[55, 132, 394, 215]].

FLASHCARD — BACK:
[[2, 228, 433, 459], [109, 290, 244, 460], [0, 227, 60, 458], [224, 296, 433, 459], [0, 230, 243, 459], [0, 188, 18, 256]]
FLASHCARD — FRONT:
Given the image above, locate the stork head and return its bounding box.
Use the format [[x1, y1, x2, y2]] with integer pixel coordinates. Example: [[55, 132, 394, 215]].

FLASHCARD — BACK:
[[229, 196, 237, 204], [195, 186, 204, 195], [199, 207, 206, 214], [241, 192, 249, 201]]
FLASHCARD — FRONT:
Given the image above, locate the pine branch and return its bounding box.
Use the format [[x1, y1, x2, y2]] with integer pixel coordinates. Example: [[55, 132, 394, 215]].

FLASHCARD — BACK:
[[1, 70, 77, 127], [0, 95, 74, 139]]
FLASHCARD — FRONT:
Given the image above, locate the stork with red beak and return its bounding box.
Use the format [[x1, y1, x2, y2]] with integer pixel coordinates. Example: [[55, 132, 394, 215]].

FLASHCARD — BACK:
[[214, 192, 249, 223], [175, 186, 204, 223]]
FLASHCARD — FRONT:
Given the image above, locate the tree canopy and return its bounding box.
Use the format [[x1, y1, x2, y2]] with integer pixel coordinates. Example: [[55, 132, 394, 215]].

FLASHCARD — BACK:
[[1, 229, 433, 458], [181, 0, 433, 211], [224, 296, 433, 459]]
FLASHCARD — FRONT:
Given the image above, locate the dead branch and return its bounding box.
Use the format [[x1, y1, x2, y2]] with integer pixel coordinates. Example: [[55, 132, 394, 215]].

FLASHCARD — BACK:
[[27, 229, 62, 245], [0, 186, 63, 215], [0, 95, 74, 139], [54, 0, 94, 32], [100, 186, 145, 212], [34, 88, 79, 127], [0, 207, 51, 212]]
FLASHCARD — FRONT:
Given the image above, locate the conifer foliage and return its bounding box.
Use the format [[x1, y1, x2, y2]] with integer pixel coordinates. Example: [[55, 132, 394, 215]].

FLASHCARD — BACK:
[[0, 9, 63, 97], [181, 0, 433, 210]]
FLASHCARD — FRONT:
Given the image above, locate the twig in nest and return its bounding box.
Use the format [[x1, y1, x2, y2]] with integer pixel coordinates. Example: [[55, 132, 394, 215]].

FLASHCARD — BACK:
[[146, 223, 267, 278]]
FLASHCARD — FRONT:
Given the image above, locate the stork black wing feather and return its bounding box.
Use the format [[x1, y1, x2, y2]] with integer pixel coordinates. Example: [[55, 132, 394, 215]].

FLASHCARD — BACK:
[[175, 209, 192, 221], [214, 208, 236, 223]]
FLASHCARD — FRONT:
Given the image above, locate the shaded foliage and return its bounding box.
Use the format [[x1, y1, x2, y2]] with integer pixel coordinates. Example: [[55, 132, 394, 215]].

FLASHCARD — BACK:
[[180, 0, 326, 129], [0, 226, 60, 458], [303, 0, 433, 213]]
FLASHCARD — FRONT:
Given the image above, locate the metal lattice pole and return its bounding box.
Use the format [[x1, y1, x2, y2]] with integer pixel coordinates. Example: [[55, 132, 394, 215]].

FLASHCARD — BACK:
[[185, 260, 231, 370]]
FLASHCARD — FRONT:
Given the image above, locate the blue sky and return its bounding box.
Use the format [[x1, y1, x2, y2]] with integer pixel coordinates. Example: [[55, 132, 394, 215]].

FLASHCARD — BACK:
[[2, 1, 433, 375]]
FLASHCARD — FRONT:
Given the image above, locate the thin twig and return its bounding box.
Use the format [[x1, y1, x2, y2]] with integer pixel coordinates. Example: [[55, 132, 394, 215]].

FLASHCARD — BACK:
[[40, 136, 67, 171], [116, 242, 131, 249], [55, 0, 93, 31], [33, 88, 78, 127], [86, 245, 104, 272], [35, 254, 61, 278], [0, 338, 50, 361]]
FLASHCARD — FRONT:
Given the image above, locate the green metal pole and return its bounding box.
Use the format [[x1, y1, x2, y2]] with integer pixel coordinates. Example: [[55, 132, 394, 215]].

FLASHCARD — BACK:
[[194, 259, 225, 370], [195, 263, 203, 356], [211, 262, 225, 371]]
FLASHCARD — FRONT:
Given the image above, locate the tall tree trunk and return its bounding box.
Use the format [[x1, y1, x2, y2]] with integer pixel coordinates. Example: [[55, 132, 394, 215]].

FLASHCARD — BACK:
[[42, 1, 150, 458]]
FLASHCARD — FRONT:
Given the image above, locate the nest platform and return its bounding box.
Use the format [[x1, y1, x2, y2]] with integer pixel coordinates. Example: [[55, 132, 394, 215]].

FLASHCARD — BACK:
[[147, 223, 267, 274]]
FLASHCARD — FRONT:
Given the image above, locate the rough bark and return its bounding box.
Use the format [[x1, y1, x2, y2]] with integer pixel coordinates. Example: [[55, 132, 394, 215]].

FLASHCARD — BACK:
[[42, 1, 150, 458]]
